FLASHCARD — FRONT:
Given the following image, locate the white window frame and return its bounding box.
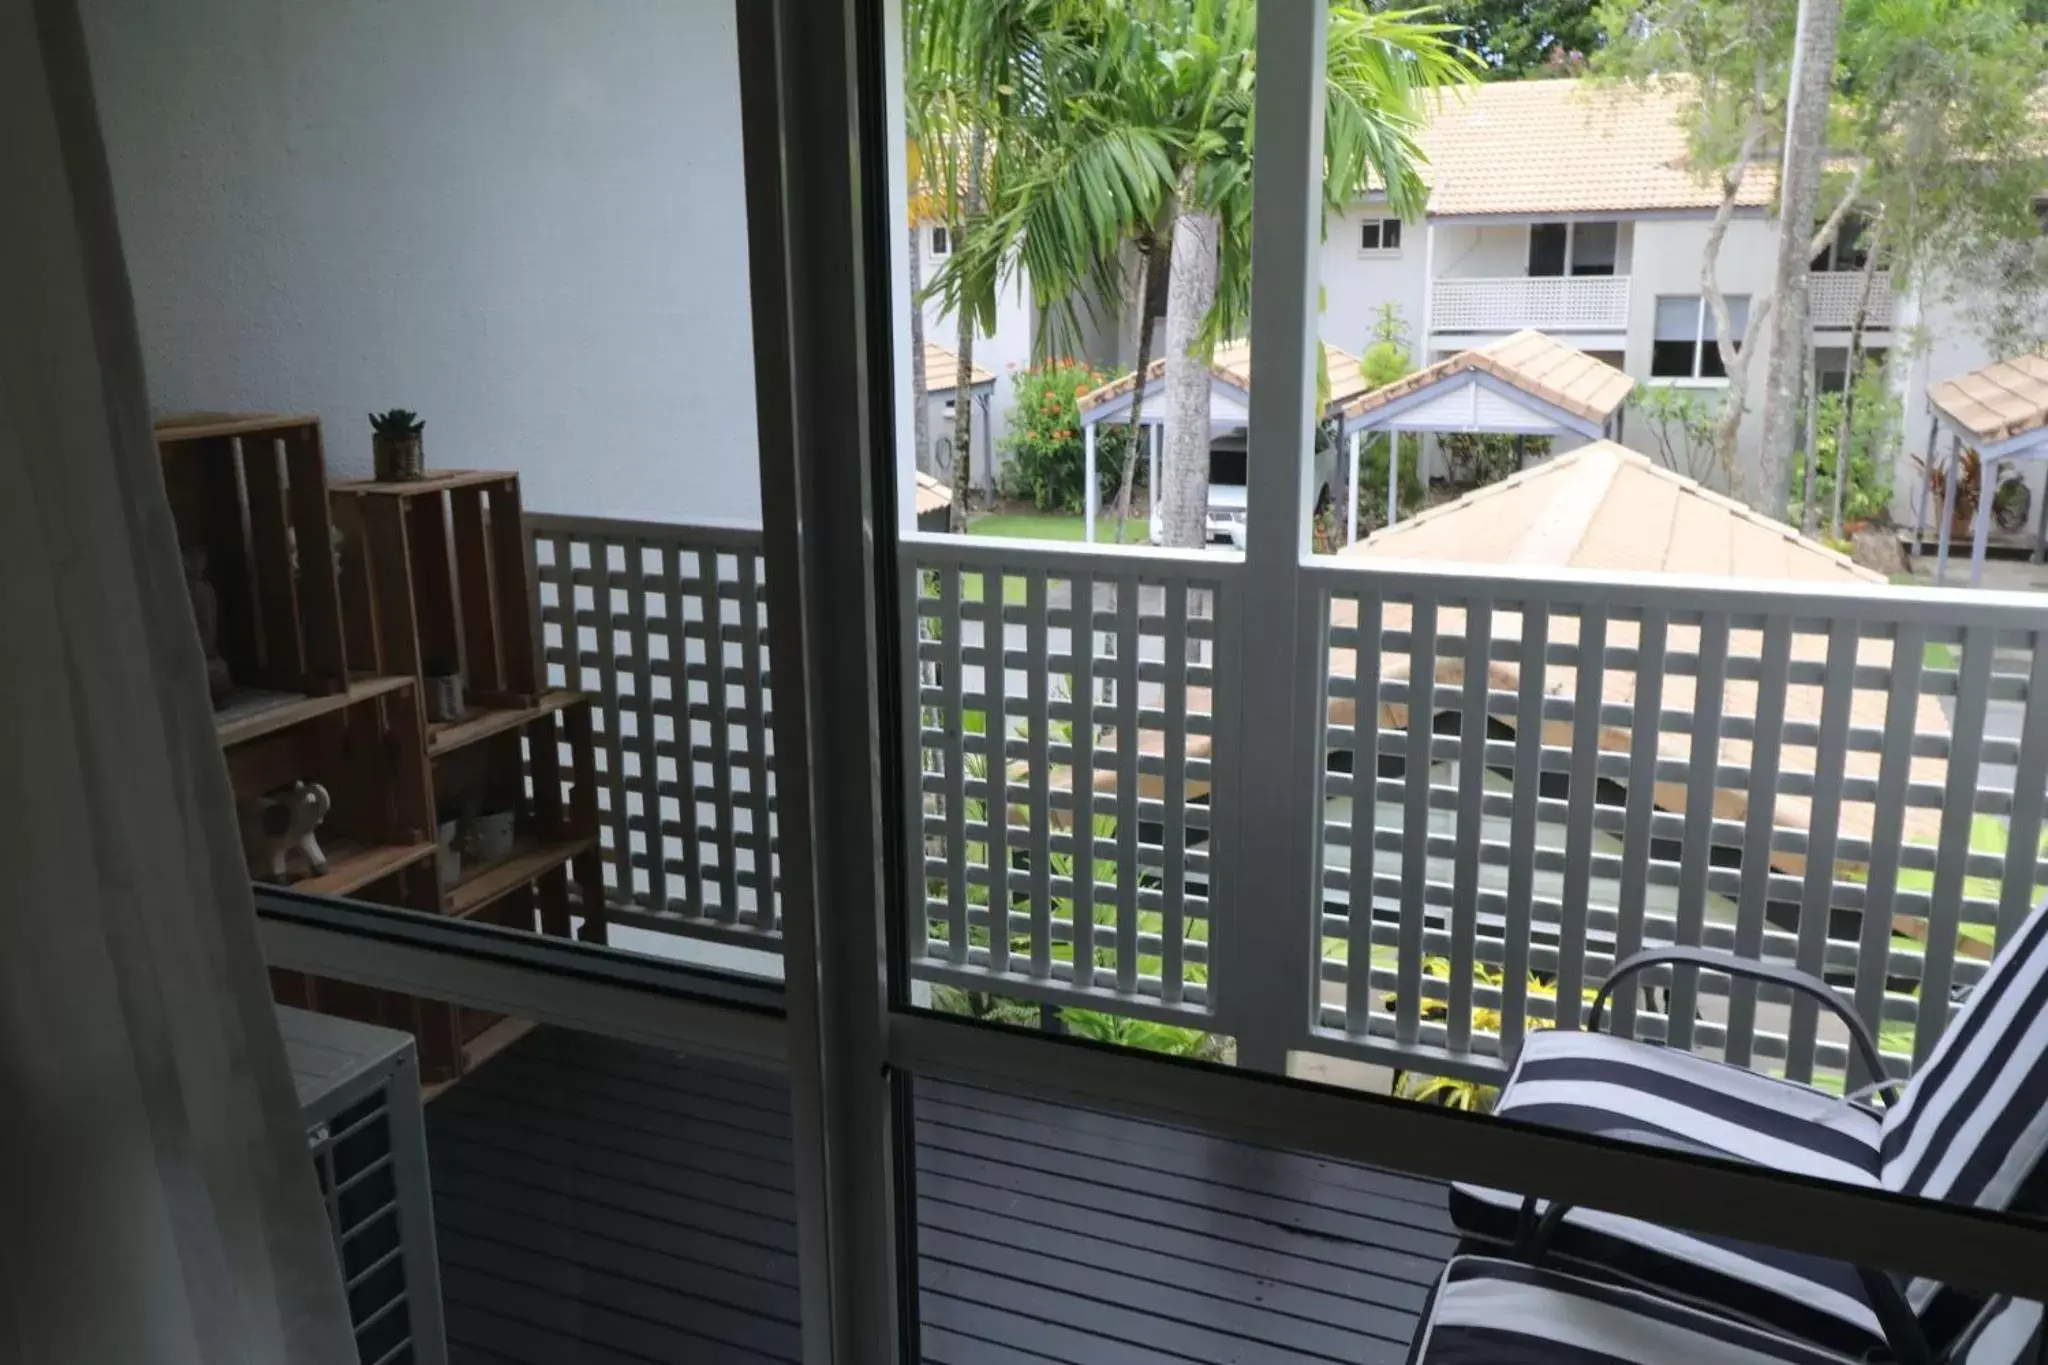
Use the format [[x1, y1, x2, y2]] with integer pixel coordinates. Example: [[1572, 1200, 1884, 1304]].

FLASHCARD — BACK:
[[1357, 215, 1403, 257], [1650, 293, 1746, 384]]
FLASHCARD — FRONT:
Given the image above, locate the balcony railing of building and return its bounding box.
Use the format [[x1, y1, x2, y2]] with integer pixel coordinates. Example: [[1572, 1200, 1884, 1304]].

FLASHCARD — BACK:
[[1811, 269, 1897, 331], [532, 511, 2047, 1095], [1430, 276, 1632, 334]]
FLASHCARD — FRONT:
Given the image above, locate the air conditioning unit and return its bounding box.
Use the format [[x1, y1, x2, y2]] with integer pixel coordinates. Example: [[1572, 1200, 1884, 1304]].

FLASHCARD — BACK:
[[279, 1005, 448, 1365]]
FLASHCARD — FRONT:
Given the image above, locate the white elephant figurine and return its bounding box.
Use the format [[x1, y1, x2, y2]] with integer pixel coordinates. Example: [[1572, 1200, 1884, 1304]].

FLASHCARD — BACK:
[[240, 781, 333, 883]]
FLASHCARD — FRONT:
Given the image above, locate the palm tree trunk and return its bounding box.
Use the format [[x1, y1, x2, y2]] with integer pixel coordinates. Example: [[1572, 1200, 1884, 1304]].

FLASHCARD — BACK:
[[909, 221, 931, 476], [1757, 0, 1845, 519], [1800, 362, 1821, 535], [948, 133, 985, 533], [1112, 239, 1158, 544], [1829, 233, 1884, 540], [1161, 173, 1219, 550], [948, 318, 976, 532]]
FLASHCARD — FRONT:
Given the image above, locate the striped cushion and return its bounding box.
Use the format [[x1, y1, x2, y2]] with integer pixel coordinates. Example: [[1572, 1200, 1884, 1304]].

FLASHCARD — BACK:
[[1881, 893, 2048, 1211], [1449, 1030, 1890, 1353], [1880, 893, 2048, 1330], [1411, 1255, 1858, 1364], [1952, 1297, 2045, 1365]]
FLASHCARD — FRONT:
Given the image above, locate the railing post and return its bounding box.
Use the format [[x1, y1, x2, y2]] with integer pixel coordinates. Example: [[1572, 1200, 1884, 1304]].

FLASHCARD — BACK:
[[1219, 0, 1328, 1075]]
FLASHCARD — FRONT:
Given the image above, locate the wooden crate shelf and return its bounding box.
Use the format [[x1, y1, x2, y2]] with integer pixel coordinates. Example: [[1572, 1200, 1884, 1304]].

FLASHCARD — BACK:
[[332, 469, 540, 712], [427, 689, 583, 759], [446, 835, 596, 918], [158, 414, 348, 698], [215, 674, 414, 747], [222, 674, 434, 896]]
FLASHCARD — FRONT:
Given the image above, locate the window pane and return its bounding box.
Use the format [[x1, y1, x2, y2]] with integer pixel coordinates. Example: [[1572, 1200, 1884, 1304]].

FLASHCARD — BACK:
[[1528, 222, 1567, 277], [1650, 340, 1700, 378], [1571, 221, 1617, 276], [1654, 295, 1701, 342], [1698, 338, 1730, 379], [1702, 295, 1749, 342], [1382, 218, 1402, 250], [1361, 220, 1382, 250]]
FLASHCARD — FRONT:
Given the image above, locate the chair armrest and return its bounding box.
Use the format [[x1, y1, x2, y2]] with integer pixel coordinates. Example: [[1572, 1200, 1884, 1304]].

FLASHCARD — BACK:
[[1589, 946, 1900, 1108]]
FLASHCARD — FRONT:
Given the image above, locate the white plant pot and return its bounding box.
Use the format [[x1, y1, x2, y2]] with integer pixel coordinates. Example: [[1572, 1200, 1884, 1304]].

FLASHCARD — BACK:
[[437, 820, 463, 887]]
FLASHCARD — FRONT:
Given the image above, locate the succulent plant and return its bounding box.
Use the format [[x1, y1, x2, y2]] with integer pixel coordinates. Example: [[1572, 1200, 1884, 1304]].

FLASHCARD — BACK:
[[369, 408, 425, 437]]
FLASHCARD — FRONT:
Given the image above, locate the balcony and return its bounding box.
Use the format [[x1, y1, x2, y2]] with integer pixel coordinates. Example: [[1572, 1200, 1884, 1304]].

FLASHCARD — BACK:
[[531, 511, 2044, 1098], [1811, 268, 1896, 331], [1430, 275, 1632, 334]]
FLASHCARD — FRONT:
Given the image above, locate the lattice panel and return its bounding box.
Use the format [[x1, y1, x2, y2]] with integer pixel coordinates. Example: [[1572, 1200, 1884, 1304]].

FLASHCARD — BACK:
[[532, 520, 778, 942], [1316, 571, 2048, 1090], [908, 549, 1222, 1023]]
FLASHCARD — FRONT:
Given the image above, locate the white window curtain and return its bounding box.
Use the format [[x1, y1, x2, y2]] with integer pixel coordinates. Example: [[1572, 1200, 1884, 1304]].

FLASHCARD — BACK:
[[0, 0, 354, 1360]]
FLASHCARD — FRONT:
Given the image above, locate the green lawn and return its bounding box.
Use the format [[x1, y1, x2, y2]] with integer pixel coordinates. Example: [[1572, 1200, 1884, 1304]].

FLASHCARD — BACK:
[[968, 511, 1150, 544], [1924, 640, 1958, 671]]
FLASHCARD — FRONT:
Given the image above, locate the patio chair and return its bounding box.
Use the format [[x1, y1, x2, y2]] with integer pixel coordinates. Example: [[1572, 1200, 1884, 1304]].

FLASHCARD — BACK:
[[1408, 1255, 2043, 1365], [1447, 891, 2048, 1360]]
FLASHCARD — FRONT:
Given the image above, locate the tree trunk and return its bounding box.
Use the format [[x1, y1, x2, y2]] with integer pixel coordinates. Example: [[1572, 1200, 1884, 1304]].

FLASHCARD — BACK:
[[1757, 0, 1845, 518], [909, 220, 931, 477], [948, 315, 976, 532], [1112, 241, 1158, 545], [1701, 86, 1770, 493], [1800, 362, 1821, 534], [1160, 175, 1219, 550], [1829, 233, 1885, 539], [947, 133, 985, 533]]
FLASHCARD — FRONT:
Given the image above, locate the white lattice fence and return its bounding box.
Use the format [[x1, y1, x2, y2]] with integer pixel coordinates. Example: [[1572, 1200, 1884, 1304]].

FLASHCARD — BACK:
[[902, 536, 1235, 1026], [530, 514, 778, 947], [1431, 276, 1632, 333], [1312, 559, 2048, 1088]]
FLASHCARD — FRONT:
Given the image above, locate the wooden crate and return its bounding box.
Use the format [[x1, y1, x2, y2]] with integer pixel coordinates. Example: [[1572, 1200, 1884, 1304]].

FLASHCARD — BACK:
[[157, 414, 348, 697], [219, 675, 436, 895], [431, 690, 604, 943], [332, 471, 541, 717]]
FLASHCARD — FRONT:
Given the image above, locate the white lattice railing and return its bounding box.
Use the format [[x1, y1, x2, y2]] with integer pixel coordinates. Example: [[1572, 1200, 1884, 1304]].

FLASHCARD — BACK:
[[900, 534, 1234, 1028], [1431, 275, 1632, 333], [1311, 556, 2047, 1089], [1811, 269, 1896, 331], [529, 514, 778, 949], [526, 511, 2047, 1092]]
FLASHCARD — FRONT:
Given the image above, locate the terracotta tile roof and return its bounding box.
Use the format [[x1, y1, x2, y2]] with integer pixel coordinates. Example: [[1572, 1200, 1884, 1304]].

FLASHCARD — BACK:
[[1412, 79, 1772, 217], [1330, 442, 1952, 906], [1339, 330, 1635, 425], [1928, 350, 2048, 447], [914, 470, 953, 516], [924, 343, 994, 394], [1076, 340, 1366, 415]]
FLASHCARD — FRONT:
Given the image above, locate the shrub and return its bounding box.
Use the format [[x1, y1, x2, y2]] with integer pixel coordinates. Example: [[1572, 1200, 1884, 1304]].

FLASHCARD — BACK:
[[999, 358, 1133, 512], [1790, 362, 1899, 529], [1441, 433, 1543, 488]]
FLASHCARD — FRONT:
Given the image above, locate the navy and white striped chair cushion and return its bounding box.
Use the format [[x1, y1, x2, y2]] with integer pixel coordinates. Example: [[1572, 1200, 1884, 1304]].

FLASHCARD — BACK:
[[1409, 1255, 1859, 1365], [1411, 1258, 2042, 1365], [1881, 895, 2048, 1322], [1951, 1297, 2045, 1365], [1449, 1030, 1892, 1353]]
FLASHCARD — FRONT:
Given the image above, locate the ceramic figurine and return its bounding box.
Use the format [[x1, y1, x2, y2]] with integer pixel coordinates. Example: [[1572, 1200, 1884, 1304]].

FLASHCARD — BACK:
[[240, 781, 333, 883]]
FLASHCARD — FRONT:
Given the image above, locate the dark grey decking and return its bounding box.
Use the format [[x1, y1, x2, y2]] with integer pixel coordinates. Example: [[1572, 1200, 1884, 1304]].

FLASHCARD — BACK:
[[424, 1027, 1454, 1365]]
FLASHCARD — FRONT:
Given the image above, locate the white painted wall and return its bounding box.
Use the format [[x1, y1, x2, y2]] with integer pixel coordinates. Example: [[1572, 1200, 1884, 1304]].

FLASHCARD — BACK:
[[1432, 223, 1532, 279], [81, 0, 760, 525], [919, 223, 1033, 491], [1621, 216, 1780, 492], [1319, 206, 1427, 356]]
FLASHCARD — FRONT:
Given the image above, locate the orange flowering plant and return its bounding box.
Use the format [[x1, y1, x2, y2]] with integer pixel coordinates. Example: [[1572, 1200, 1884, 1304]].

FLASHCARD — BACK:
[[1000, 358, 1134, 512]]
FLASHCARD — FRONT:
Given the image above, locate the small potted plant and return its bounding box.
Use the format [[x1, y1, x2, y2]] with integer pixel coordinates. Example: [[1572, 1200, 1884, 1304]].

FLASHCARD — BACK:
[[369, 408, 426, 482], [467, 799, 518, 866], [422, 648, 464, 723]]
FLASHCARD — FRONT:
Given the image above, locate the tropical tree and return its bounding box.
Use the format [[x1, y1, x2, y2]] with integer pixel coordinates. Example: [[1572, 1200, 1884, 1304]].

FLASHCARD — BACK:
[[1147, 0, 1474, 548], [927, 0, 1474, 549]]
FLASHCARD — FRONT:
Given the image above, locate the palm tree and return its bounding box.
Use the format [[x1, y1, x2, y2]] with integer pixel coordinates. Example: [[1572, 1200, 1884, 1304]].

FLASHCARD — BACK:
[[927, 0, 1472, 548], [1149, 0, 1473, 548]]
